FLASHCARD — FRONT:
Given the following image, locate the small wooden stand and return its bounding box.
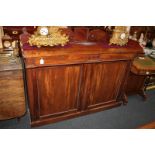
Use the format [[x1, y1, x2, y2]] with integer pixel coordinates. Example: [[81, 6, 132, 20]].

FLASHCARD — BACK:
[[126, 56, 155, 100]]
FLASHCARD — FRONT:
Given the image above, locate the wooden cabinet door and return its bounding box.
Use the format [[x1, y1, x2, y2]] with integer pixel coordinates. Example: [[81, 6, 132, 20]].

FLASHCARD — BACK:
[[80, 61, 128, 110], [36, 65, 81, 118]]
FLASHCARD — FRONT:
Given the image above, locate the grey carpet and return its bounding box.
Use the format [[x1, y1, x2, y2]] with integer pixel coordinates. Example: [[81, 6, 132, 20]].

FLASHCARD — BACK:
[[0, 90, 155, 129]]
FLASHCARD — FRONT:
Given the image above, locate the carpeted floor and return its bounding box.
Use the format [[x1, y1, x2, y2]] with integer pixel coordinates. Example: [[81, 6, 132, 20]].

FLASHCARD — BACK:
[[0, 90, 155, 129]]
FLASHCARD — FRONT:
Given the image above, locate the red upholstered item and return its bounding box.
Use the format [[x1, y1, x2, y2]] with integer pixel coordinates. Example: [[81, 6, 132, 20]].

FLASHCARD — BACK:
[[21, 39, 141, 51]]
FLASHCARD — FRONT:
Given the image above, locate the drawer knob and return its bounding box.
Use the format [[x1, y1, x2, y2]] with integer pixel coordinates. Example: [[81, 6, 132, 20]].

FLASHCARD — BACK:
[[40, 58, 44, 64], [146, 71, 150, 75]]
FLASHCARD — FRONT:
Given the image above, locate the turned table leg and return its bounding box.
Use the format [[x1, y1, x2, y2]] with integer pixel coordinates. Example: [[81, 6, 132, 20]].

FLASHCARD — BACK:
[[17, 117, 21, 122], [123, 93, 128, 105], [138, 89, 147, 101]]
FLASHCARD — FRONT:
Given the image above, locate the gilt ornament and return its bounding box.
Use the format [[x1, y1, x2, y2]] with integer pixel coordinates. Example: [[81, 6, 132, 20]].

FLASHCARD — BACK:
[[109, 26, 130, 46], [28, 26, 69, 47]]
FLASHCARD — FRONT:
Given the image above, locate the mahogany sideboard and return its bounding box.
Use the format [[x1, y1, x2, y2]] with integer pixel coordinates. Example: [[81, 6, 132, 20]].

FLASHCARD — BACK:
[[21, 42, 143, 127]]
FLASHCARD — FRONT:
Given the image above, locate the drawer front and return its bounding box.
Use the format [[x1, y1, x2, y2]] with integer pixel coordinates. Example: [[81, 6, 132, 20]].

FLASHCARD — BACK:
[[100, 53, 134, 61], [25, 54, 100, 67], [24, 53, 134, 68]]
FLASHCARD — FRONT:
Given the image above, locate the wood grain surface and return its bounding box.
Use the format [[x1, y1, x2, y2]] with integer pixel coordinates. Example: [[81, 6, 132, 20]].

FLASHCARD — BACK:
[[0, 70, 26, 120], [22, 42, 143, 127]]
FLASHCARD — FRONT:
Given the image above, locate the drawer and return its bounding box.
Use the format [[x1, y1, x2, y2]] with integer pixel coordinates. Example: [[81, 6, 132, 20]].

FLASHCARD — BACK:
[[24, 53, 133, 68], [68, 53, 100, 61], [100, 53, 134, 61], [25, 53, 101, 67]]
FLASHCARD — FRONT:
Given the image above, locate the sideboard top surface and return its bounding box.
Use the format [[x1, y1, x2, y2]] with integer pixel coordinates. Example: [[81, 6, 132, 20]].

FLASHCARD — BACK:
[[22, 41, 144, 58]]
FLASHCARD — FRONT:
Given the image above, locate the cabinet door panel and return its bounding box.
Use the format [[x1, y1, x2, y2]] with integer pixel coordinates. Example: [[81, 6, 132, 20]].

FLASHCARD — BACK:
[[80, 61, 128, 109], [36, 65, 81, 117]]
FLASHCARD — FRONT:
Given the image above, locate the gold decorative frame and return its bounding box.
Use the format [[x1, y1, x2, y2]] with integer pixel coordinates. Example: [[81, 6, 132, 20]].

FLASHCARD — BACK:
[[28, 26, 69, 47], [0, 26, 4, 49], [109, 26, 129, 46]]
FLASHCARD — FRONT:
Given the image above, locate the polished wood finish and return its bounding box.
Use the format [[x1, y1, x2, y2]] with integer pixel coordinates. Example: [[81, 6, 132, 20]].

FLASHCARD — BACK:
[[88, 29, 109, 42], [139, 121, 155, 129], [126, 56, 155, 100], [0, 57, 26, 120], [125, 72, 147, 100], [37, 65, 81, 117], [80, 61, 128, 110], [22, 43, 143, 127]]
